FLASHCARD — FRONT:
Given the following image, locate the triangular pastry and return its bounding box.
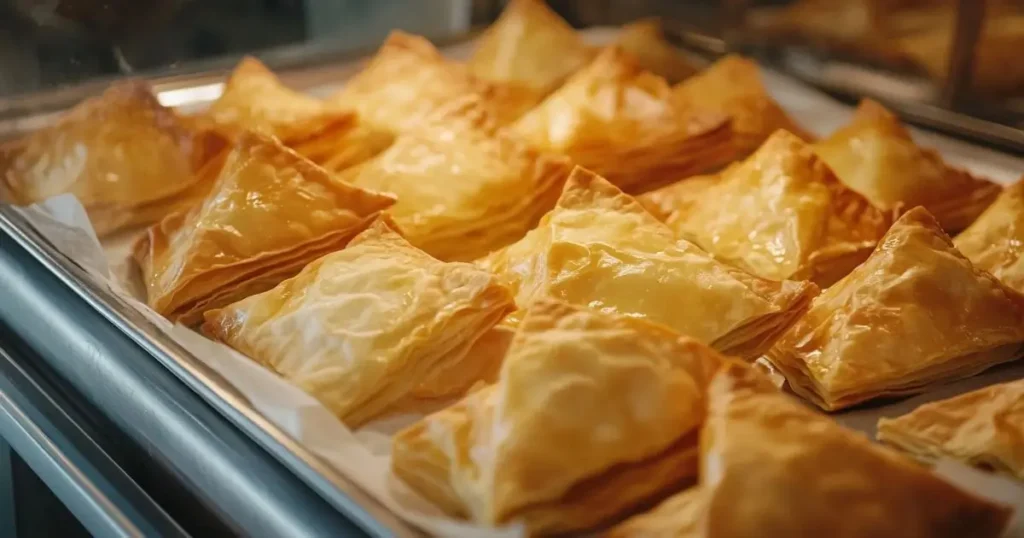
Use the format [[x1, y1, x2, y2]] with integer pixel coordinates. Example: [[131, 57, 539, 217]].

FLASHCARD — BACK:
[[813, 100, 1001, 232], [954, 179, 1024, 293], [481, 166, 819, 359], [877, 378, 1024, 480], [468, 0, 595, 100], [205, 56, 392, 172], [614, 18, 700, 84], [510, 47, 737, 194], [331, 31, 531, 132], [391, 299, 724, 534], [639, 130, 894, 286], [767, 207, 1024, 411], [1, 81, 224, 236], [672, 55, 812, 155], [611, 361, 1013, 538], [338, 95, 573, 262], [203, 219, 515, 427], [135, 133, 395, 325]]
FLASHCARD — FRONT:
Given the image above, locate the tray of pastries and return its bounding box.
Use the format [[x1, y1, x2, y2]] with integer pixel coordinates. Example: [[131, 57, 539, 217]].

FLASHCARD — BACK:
[[2, 0, 1023, 536]]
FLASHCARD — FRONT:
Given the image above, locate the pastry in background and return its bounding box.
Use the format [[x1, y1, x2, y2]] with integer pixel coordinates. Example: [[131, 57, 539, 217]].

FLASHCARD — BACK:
[[392, 299, 723, 534], [511, 46, 736, 194], [767, 207, 1024, 411], [640, 130, 894, 287], [878, 378, 1024, 480], [135, 133, 395, 325], [203, 218, 515, 427], [954, 179, 1024, 293], [611, 360, 1013, 538], [673, 55, 813, 156], [338, 95, 573, 262], [613, 18, 699, 84], [813, 100, 1000, 232], [481, 166, 818, 360], [1, 81, 224, 236]]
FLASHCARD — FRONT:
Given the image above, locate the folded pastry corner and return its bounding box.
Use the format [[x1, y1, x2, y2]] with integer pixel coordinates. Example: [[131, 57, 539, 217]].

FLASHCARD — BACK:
[[135, 132, 395, 325], [468, 0, 595, 100], [614, 18, 701, 84], [483, 166, 818, 360], [614, 359, 1012, 538], [640, 129, 895, 286], [391, 298, 723, 534], [877, 378, 1024, 480], [2, 80, 225, 236], [511, 46, 736, 194], [203, 217, 515, 427], [767, 206, 1024, 411], [954, 179, 1024, 293], [813, 99, 1001, 232], [673, 54, 812, 155], [339, 95, 574, 262]]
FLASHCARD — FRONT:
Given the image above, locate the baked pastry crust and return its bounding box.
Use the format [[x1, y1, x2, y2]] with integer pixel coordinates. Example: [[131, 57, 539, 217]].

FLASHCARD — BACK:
[[135, 133, 395, 325], [877, 378, 1024, 480], [612, 360, 1012, 538], [1, 81, 224, 236], [639, 130, 894, 286], [203, 218, 514, 427], [954, 179, 1024, 293], [767, 207, 1024, 411], [338, 95, 573, 262], [391, 299, 723, 534], [481, 166, 818, 359], [813, 100, 1001, 232], [614, 18, 699, 84], [511, 47, 736, 194]]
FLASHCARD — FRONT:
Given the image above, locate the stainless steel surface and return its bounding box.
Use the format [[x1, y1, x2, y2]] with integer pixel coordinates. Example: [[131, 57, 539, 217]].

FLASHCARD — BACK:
[[942, 0, 987, 107]]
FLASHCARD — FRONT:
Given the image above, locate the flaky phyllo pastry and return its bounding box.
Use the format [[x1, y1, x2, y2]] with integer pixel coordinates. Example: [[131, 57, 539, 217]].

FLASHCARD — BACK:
[[204, 218, 514, 427], [135, 133, 395, 325], [1, 81, 223, 236], [767, 207, 1024, 411], [468, 0, 595, 102], [205, 56, 392, 173], [614, 18, 699, 84], [954, 179, 1024, 293], [814, 100, 1001, 232], [511, 47, 736, 194], [331, 31, 531, 133], [482, 167, 818, 360], [639, 130, 894, 286], [672, 55, 811, 155], [338, 96, 573, 262], [610, 361, 1013, 538], [878, 378, 1024, 480], [391, 299, 724, 534]]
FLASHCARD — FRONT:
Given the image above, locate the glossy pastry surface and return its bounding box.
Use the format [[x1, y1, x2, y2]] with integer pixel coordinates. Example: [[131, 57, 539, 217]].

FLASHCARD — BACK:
[[954, 179, 1024, 293], [614, 18, 700, 84]]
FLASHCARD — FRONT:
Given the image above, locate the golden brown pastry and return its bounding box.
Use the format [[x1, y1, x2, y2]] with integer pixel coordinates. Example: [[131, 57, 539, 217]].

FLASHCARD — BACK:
[[482, 166, 818, 360], [468, 0, 595, 101], [672, 55, 812, 155], [813, 100, 1001, 232], [639, 130, 895, 286], [331, 31, 531, 132], [767, 207, 1024, 411], [338, 95, 573, 262], [614, 18, 700, 84], [605, 486, 705, 538], [392, 299, 724, 534], [954, 179, 1024, 293], [878, 378, 1024, 480], [511, 47, 736, 194], [612, 360, 1013, 538], [135, 133, 395, 325], [203, 218, 515, 427], [1, 81, 224, 236], [205, 56, 392, 173]]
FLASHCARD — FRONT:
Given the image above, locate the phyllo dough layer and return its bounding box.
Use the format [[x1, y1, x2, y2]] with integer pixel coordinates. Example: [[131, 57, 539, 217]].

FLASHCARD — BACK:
[[203, 218, 515, 427], [482, 166, 819, 360], [135, 133, 395, 325], [767, 207, 1024, 411], [954, 179, 1024, 293], [392, 299, 723, 534], [613, 18, 699, 84]]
